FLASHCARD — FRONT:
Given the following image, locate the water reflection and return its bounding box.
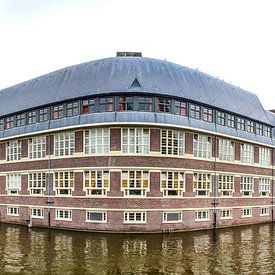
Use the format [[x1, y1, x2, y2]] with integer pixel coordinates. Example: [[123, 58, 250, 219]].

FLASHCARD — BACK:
[[0, 223, 275, 274]]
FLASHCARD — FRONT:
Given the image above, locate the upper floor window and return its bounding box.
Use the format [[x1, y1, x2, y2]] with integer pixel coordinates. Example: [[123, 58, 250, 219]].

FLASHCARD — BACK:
[[203, 108, 213, 123], [99, 97, 114, 112], [240, 176, 253, 196], [240, 143, 254, 164], [6, 116, 15, 129], [259, 147, 271, 167], [122, 128, 149, 154], [161, 171, 185, 196], [119, 97, 134, 111], [246, 120, 254, 133], [38, 108, 48, 122], [84, 170, 110, 196], [6, 140, 21, 161], [121, 170, 149, 196], [264, 125, 271, 137], [28, 111, 37, 124], [158, 98, 171, 113], [218, 138, 234, 161], [218, 175, 234, 197], [237, 117, 245, 131], [54, 132, 75, 157], [84, 128, 109, 154], [66, 102, 79, 117], [138, 97, 153, 112], [29, 136, 46, 159], [193, 134, 212, 159], [53, 104, 64, 120], [217, 111, 225, 125], [82, 99, 96, 114], [259, 178, 270, 196], [193, 173, 211, 196], [0, 119, 4, 130], [28, 172, 46, 195], [227, 114, 235, 128], [6, 174, 21, 195], [174, 101, 187, 116], [190, 104, 201, 120], [16, 114, 25, 127], [54, 171, 74, 196], [161, 129, 184, 156], [256, 123, 263, 135]]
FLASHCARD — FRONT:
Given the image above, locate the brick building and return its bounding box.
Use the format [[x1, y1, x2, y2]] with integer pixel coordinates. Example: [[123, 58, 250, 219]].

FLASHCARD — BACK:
[[0, 52, 274, 233]]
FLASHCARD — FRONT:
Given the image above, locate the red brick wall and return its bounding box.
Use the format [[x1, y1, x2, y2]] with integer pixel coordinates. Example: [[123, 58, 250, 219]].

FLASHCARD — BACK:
[[75, 131, 83, 153], [148, 172, 162, 197], [185, 132, 193, 154], [110, 128, 121, 151], [21, 139, 28, 158], [0, 143, 6, 160], [46, 135, 54, 155], [254, 146, 259, 164], [150, 129, 160, 152], [235, 142, 240, 161]]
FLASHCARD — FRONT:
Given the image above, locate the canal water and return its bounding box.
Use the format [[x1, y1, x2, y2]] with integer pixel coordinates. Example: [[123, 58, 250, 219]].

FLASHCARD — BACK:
[[0, 223, 274, 274]]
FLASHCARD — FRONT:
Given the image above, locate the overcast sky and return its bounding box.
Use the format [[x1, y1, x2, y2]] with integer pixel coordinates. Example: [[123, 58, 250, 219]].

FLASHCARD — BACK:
[[0, 0, 274, 110]]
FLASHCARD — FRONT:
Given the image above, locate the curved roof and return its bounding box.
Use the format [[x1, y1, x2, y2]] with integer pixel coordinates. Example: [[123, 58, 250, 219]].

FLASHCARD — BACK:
[[0, 56, 271, 124]]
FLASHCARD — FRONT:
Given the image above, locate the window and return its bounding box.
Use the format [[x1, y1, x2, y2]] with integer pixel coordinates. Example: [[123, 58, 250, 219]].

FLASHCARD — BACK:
[[54, 132, 75, 156], [193, 134, 212, 159], [259, 147, 271, 167], [7, 207, 19, 216], [259, 178, 270, 196], [54, 171, 74, 195], [195, 210, 209, 221], [203, 108, 213, 123], [121, 170, 149, 196], [190, 104, 201, 119], [161, 129, 184, 156], [124, 212, 146, 223], [163, 212, 182, 223], [84, 128, 109, 154], [217, 111, 225, 125], [246, 120, 254, 133], [38, 108, 48, 122], [174, 101, 187, 116], [138, 97, 153, 112], [86, 211, 107, 223], [119, 97, 134, 111], [67, 102, 79, 117], [240, 143, 254, 164], [227, 114, 235, 128], [28, 111, 37, 124], [84, 170, 109, 196], [193, 173, 211, 196], [256, 123, 263, 135], [158, 98, 171, 113], [241, 208, 252, 217], [122, 128, 149, 154], [99, 97, 114, 112], [56, 209, 72, 221], [28, 173, 47, 195], [218, 175, 234, 197], [6, 174, 21, 195], [82, 99, 96, 114], [53, 104, 64, 120], [31, 208, 44, 218], [6, 140, 21, 161], [29, 136, 46, 159], [220, 209, 232, 219], [237, 117, 245, 131], [240, 177, 253, 196], [0, 119, 4, 130], [161, 171, 185, 196], [16, 114, 25, 127], [6, 116, 15, 129], [219, 139, 234, 162], [264, 126, 271, 137], [260, 207, 269, 216]]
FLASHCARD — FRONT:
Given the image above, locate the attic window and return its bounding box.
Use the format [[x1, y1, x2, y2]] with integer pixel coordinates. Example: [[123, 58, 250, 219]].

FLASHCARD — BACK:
[[130, 78, 141, 89]]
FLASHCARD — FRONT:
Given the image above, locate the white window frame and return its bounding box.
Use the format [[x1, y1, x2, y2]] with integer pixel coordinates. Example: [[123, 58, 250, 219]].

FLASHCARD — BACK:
[[240, 143, 254, 164], [29, 136, 46, 159], [6, 174, 21, 195], [218, 139, 234, 162], [193, 134, 212, 159], [6, 140, 21, 161], [56, 209, 72, 221], [241, 208, 252, 217], [220, 209, 233, 220], [84, 128, 110, 154], [161, 129, 184, 156], [160, 171, 185, 196], [163, 212, 182, 223], [124, 212, 147, 224], [86, 211, 107, 223], [28, 172, 47, 195], [54, 131, 75, 157], [193, 173, 211, 196], [7, 206, 20, 216], [260, 207, 269, 216], [84, 170, 110, 196], [259, 147, 271, 167], [218, 174, 234, 197], [259, 178, 270, 197], [240, 177, 253, 197], [31, 208, 44, 219], [195, 210, 209, 221], [122, 128, 149, 154], [54, 171, 74, 196]]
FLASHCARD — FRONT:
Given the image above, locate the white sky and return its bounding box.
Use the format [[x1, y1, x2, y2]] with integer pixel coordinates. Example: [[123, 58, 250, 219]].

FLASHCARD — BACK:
[[0, 0, 274, 110]]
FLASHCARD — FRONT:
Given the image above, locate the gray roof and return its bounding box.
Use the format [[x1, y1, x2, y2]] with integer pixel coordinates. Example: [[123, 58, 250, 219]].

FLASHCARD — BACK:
[[0, 56, 271, 125]]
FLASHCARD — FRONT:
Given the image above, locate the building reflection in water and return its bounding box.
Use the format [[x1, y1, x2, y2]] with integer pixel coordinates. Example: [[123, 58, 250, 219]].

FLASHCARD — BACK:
[[0, 223, 275, 274]]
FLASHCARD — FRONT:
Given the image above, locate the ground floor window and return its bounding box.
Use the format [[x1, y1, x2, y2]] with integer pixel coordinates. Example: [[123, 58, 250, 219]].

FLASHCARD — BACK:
[[31, 208, 44, 219], [220, 209, 232, 219], [241, 208, 252, 217], [124, 212, 146, 223], [56, 209, 72, 221], [163, 212, 182, 223], [195, 210, 209, 221], [7, 207, 19, 216], [86, 211, 107, 223], [260, 207, 269, 216]]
